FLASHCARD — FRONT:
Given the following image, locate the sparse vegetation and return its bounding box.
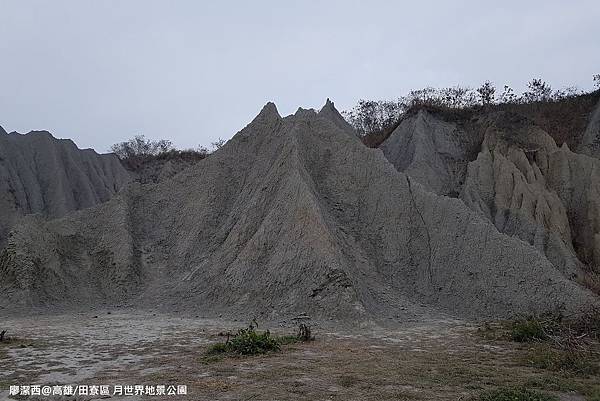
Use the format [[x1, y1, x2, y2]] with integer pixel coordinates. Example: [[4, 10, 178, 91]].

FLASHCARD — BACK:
[[482, 309, 600, 378], [109, 134, 215, 175], [476, 387, 557, 401], [341, 99, 405, 138], [109, 134, 222, 163], [477, 81, 496, 106], [0, 333, 35, 351], [210, 138, 226, 150], [204, 320, 315, 361], [510, 316, 555, 342], [344, 75, 600, 148], [110, 134, 175, 159], [522, 79, 553, 103], [206, 320, 280, 356], [525, 345, 599, 375]]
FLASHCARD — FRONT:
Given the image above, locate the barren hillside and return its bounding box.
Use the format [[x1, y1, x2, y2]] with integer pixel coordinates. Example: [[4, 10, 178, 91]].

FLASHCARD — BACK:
[[0, 128, 130, 248], [380, 94, 600, 285], [0, 102, 595, 321]]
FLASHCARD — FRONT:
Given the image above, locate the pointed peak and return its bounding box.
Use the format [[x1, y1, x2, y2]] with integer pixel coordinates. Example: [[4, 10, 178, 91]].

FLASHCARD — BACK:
[[232, 102, 282, 142], [318, 98, 337, 114], [317, 98, 357, 137], [253, 102, 281, 122], [261, 101, 279, 115], [0, 125, 6, 135]]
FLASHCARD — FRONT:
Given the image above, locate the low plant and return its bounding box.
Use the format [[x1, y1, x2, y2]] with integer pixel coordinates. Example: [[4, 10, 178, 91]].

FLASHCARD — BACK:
[[510, 316, 553, 342], [0, 333, 35, 349], [204, 321, 315, 361], [206, 320, 280, 356], [296, 323, 314, 342]]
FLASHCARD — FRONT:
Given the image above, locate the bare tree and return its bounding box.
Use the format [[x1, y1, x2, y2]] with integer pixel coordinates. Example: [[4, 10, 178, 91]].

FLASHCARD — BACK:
[[440, 86, 477, 108], [522, 79, 552, 102], [552, 86, 582, 100], [406, 87, 440, 108], [196, 145, 210, 156], [477, 81, 496, 106], [499, 85, 518, 103], [342, 99, 405, 137], [595, 74, 600, 89], [211, 138, 226, 150], [110, 135, 174, 159]]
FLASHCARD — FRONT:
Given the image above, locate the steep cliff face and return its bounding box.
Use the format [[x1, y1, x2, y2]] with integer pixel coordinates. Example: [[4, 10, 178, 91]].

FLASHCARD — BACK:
[[380, 111, 482, 197], [0, 129, 131, 247], [1, 103, 594, 320], [381, 107, 600, 279], [461, 120, 583, 276]]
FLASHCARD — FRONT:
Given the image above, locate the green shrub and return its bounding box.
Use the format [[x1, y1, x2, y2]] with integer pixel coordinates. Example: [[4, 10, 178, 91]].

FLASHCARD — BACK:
[[510, 318, 549, 342], [477, 387, 557, 401], [204, 321, 315, 360], [226, 325, 280, 355], [205, 321, 279, 357]]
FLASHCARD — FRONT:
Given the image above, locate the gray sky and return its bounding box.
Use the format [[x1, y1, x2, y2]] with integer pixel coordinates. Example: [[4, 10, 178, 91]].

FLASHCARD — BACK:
[[1, 0, 599, 152]]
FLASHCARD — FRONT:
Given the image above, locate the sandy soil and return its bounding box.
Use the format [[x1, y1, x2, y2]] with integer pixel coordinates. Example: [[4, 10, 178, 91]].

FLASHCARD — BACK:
[[0, 311, 598, 400]]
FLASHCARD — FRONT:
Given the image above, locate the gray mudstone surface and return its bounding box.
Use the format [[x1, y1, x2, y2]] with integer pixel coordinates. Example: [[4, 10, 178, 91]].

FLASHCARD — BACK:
[[1, 103, 595, 322], [0, 128, 130, 248]]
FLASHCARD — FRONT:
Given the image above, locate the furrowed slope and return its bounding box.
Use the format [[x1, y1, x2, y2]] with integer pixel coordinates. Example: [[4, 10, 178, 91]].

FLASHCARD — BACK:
[[0, 129, 130, 248], [380, 110, 482, 197], [381, 107, 600, 279]]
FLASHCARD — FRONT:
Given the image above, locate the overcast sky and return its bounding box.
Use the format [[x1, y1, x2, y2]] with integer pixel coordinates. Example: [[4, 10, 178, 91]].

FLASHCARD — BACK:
[[1, 1, 599, 152]]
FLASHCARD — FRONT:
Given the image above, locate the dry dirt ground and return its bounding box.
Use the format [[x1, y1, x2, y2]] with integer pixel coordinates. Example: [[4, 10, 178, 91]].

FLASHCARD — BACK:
[[0, 311, 598, 401]]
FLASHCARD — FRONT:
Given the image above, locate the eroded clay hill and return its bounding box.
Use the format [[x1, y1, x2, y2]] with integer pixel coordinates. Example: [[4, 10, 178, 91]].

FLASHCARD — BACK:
[[0, 101, 595, 321], [0, 128, 130, 249], [381, 96, 600, 280]]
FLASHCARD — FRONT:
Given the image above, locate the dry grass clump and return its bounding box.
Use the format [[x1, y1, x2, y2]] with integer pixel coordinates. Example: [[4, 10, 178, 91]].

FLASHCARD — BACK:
[[581, 270, 600, 295]]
